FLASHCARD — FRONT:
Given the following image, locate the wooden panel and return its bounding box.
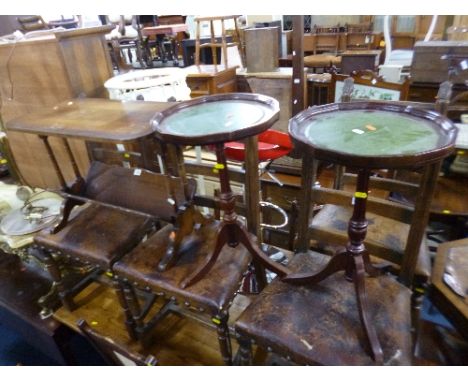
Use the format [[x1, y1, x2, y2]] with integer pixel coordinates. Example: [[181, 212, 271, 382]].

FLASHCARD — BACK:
[[59, 35, 113, 98], [0, 40, 74, 123]]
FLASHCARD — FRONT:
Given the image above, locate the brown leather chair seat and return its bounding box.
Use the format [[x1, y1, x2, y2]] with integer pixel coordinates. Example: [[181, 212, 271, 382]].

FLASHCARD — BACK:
[[310, 204, 431, 284], [35, 203, 152, 269], [235, 251, 412, 365], [113, 220, 251, 314]]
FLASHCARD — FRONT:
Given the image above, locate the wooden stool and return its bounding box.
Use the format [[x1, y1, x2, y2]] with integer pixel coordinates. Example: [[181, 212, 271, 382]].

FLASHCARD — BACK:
[[194, 15, 244, 68]]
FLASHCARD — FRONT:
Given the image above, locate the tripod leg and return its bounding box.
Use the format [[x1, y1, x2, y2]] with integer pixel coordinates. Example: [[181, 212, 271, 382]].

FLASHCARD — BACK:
[[180, 222, 230, 289], [353, 255, 384, 364], [362, 250, 386, 277], [235, 223, 290, 277], [283, 249, 348, 285]]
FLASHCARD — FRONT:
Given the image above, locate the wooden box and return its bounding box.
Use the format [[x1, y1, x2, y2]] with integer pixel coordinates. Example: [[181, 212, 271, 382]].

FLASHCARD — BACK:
[[184, 65, 237, 98]]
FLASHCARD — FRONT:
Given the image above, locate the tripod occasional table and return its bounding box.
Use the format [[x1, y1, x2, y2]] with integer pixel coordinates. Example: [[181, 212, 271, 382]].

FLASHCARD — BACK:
[[151, 93, 291, 288], [287, 102, 457, 363]]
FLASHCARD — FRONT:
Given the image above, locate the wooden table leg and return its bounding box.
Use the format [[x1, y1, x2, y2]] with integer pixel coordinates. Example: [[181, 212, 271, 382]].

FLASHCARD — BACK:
[[180, 144, 290, 289], [283, 168, 384, 363]]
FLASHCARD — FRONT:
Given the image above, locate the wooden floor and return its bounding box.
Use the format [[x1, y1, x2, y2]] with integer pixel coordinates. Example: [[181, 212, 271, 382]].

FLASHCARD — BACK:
[[54, 280, 252, 365]]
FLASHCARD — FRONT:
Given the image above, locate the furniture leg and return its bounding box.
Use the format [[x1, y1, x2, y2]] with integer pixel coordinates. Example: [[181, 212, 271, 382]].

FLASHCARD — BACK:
[[353, 254, 384, 364], [121, 279, 144, 338], [214, 313, 233, 365], [236, 334, 253, 365], [31, 246, 75, 311], [180, 220, 230, 288], [181, 220, 290, 289], [113, 277, 138, 341], [283, 168, 385, 362]]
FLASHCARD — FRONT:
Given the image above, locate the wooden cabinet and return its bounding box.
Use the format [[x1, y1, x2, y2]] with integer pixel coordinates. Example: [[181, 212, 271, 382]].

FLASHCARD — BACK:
[[0, 26, 113, 188], [184, 65, 237, 98]]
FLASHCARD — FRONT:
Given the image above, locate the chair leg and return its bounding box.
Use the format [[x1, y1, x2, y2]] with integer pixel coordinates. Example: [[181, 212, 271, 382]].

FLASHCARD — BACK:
[[214, 313, 233, 365], [113, 277, 139, 341], [119, 279, 145, 340], [30, 245, 75, 311], [236, 333, 253, 365]]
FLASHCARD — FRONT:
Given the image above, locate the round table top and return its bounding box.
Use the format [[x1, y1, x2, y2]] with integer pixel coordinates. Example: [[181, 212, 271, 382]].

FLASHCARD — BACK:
[[151, 93, 280, 145], [289, 102, 458, 169]]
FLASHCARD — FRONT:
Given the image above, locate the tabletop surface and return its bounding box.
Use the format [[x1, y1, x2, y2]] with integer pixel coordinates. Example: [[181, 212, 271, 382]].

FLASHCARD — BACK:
[[289, 103, 457, 168], [6, 98, 171, 142], [152, 94, 279, 145], [299, 109, 443, 157]]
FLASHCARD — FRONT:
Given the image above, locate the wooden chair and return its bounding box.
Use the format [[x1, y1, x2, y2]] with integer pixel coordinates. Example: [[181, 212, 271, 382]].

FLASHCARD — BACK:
[[17, 15, 49, 32], [112, 218, 251, 365], [106, 15, 150, 70], [77, 319, 158, 365], [310, 24, 342, 55], [31, 160, 196, 315], [194, 15, 245, 68]]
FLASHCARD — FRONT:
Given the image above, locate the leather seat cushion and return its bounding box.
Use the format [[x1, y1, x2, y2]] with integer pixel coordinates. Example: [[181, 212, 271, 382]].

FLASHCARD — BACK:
[[310, 204, 431, 281], [113, 220, 251, 314], [235, 251, 412, 365], [35, 203, 152, 269]]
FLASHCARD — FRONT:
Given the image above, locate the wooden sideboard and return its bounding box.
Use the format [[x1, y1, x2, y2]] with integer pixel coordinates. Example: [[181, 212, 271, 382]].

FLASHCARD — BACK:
[[0, 26, 114, 188]]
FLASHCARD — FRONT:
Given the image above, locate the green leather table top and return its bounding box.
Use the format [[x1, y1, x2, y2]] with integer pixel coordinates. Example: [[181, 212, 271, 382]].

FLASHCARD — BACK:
[[300, 109, 442, 157], [159, 100, 270, 138]]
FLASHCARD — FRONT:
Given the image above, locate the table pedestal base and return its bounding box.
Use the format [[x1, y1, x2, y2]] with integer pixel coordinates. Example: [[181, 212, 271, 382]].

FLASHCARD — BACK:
[[181, 143, 291, 289], [284, 168, 384, 364], [284, 249, 384, 364]]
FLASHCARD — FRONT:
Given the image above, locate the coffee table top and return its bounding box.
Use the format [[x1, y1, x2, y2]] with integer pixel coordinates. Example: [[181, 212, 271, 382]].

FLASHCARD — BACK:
[[289, 102, 457, 169], [151, 93, 279, 146]]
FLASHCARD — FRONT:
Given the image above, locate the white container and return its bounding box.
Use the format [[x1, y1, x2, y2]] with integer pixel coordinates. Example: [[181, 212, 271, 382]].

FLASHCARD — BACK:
[[378, 64, 403, 83], [104, 68, 191, 102]]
